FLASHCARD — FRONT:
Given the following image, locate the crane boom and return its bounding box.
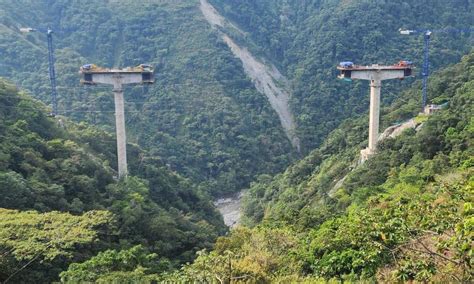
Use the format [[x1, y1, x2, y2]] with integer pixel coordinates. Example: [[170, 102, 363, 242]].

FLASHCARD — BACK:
[[47, 28, 58, 116]]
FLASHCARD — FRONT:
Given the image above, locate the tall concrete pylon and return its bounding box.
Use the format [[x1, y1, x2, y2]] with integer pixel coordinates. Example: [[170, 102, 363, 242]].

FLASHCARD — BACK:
[[79, 64, 154, 178], [337, 61, 413, 162]]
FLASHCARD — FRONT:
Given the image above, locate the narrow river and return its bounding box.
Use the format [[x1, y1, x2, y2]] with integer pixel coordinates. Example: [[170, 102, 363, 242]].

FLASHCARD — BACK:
[[214, 191, 244, 227]]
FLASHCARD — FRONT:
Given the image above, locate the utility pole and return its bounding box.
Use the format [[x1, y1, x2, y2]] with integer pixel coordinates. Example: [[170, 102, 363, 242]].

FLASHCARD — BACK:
[[337, 61, 413, 162], [79, 64, 154, 178]]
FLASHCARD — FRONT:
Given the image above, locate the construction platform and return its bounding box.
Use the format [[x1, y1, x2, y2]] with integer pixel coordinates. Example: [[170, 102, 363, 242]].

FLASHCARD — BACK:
[[337, 61, 413, 80], [337, 61, 414, 162], [79, 64, 154, 85], [78, 64, 155, 178]]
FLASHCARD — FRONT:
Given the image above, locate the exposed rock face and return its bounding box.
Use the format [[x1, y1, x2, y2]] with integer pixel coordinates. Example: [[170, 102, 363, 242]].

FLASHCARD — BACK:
[[379, 119, 417, 141], [329, 118, 420, 197], [200, 0, 300, 151]]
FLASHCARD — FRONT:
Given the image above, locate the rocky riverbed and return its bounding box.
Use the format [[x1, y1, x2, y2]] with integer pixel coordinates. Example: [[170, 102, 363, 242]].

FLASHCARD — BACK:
[[214, 191, 244, 227]]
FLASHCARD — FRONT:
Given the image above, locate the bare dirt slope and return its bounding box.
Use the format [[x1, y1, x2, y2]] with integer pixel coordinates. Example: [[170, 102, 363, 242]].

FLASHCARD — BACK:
[[200, 0, 300, 151]]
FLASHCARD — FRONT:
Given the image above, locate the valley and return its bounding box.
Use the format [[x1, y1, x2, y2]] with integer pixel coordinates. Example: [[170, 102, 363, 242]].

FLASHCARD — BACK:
[[0, 0, 472, 282]]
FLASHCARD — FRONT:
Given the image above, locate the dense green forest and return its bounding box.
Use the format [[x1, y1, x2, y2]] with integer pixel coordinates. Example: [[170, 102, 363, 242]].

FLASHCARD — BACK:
[[0, 0, 294, 196], [65, 44, 473, 284], [0, 79, 226, 282], [1, 0, 473, 196], [209, 0, 473, 149], [0, 0, 473, 282], [170, 49, 474, 282]]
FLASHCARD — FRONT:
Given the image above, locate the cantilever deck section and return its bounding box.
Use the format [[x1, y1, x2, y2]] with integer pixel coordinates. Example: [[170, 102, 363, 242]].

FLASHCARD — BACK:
[[80, 64, 154, 85], [337, 62, 413, 162], [79, 64, 154, 178]]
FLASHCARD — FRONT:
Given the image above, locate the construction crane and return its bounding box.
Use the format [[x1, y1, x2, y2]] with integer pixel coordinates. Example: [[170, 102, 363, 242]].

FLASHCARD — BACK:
[[46, 28, 58, 117], [20, 27, 58, 116], [399, 28, 473, 112]]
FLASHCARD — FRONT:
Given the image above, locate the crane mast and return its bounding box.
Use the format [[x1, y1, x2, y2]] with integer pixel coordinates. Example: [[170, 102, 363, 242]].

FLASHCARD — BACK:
[[400, 28, 472, 112], [47, 28, 58, 116]]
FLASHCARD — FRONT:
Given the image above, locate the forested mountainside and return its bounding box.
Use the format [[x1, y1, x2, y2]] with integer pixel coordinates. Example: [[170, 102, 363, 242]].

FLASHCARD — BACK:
[[1, 0, 473, 197], [0, 0, 473, 282], [78, 46, 473, 284], [0, 79, 225, 282], [209, 0, 474, 148], [241, 50, 474, 228], [0, 0, 294, 196]]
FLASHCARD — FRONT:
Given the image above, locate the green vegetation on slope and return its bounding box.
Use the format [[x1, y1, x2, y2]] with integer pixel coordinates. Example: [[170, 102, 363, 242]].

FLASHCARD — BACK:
[[59, 245, 169, 283], [0, 79, 225, 282], [152, 49, 473, 282], [0, 0, 295, 196], [2, 0, 472, 196], [0, 209, 114, 283], [170, 173, 471, 282], [209, 0, 474, 151]]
